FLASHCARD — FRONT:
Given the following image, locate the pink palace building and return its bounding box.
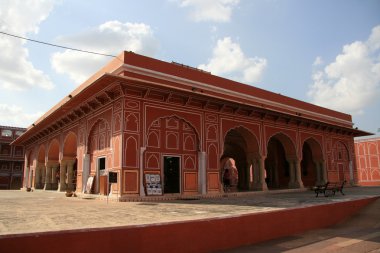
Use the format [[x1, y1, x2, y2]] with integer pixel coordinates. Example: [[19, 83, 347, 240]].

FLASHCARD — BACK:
[[13, 51, 371, 199]]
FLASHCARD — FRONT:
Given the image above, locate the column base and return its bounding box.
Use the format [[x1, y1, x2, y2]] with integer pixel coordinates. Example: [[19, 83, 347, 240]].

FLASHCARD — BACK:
[[253, 181, 268, 191], [59, 183, 67, 192], [289, 181, 304, 189], [67, 184, 75, 192], [43, 183, 52, 190]]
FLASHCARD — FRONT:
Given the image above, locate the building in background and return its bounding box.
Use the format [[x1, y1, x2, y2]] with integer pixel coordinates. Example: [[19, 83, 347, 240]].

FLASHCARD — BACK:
[[0, 126, 26, 189], [355, 137, 380, 186], [12, 52, 371, 199]]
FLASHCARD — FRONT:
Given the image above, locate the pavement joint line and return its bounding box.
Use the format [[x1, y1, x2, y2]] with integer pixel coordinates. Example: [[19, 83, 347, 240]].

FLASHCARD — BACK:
[[335, 231, 380, 247]]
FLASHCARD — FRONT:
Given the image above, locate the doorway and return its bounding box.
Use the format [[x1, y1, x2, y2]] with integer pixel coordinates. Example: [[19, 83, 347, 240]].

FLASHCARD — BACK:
[[96, 157, 106, 194], [163, 156, 180, 194]]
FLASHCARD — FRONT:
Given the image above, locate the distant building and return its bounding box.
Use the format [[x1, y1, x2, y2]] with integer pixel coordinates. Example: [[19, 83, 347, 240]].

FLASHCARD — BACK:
[[13, 52, 370, 199], [0, 126, 26, 189], [355, 137, 380, 186]]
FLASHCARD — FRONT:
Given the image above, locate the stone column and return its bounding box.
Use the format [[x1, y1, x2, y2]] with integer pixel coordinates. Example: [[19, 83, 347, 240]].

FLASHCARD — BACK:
[[59, 161, 67, 192], [249, 163, 254, 190], [82, 154, 90, 193], [253, 159, 259, 186], [254, 156, 268, 191], [67, 160, 75, 191], [321, 161, 327, 184], [294, 159, 304, 188], [24, 166, 29, 188], [246, 153, 255, 190], [51, 164, 59, 190], [288, 160, 296, 188], [139, 147, 146, 197], [349, 160, 354, 185], [34, 166, 40, 189], [315, 161, 321, 185], [44, 164, 52, 190], [198, 151, 207, 195], [29, 169, 34, 189], [41, 165, 46, 188]]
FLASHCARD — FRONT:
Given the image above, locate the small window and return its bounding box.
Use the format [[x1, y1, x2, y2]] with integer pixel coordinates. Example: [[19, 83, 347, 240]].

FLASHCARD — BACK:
[[15, 146, 23, 156], [1, 130, 12, 137], [1, 144, 10, 155], [98, 157, 106, 175]]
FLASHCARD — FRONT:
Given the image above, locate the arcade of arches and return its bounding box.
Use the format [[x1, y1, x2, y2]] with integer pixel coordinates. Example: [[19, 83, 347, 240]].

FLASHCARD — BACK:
[[22, 117, 354, 194], [220, 129, 330, 192], [26, 133, 78, 193], [21, 112, 358, 197]]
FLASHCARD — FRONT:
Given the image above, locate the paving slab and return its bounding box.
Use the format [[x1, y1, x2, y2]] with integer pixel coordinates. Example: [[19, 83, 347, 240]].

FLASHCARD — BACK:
[[0, 187, 379, 236]]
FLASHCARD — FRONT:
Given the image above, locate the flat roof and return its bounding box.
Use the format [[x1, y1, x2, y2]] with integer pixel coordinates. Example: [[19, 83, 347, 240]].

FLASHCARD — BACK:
[[13, 51, 372, 145]]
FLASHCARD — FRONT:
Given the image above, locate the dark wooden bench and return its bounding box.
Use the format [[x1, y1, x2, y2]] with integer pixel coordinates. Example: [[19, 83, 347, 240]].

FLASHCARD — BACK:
[[312, 182, 329, 197], [313, 181, 346, 197], [331, 180, 346, 196]]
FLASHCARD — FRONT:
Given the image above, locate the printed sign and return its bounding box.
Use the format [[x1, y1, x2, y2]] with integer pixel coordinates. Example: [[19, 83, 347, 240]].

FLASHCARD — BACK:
[[145, 174, 162, 196]]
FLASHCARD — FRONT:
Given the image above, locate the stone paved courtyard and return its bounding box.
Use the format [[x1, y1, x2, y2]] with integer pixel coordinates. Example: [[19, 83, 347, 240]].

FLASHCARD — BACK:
[[0, 187, 379, 236]]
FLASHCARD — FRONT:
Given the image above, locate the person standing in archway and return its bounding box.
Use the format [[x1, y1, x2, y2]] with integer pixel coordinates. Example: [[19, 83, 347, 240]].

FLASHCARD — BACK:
[[223, 158, 239, 192]]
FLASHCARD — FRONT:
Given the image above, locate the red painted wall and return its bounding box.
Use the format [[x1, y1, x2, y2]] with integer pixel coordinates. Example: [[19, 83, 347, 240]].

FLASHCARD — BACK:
[[0, 197, 376, 253], [355, 137, 380, 186]]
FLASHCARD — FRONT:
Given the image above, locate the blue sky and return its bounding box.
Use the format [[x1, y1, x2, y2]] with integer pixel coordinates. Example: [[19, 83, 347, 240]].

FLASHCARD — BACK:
[[0, 0, 379, 137]]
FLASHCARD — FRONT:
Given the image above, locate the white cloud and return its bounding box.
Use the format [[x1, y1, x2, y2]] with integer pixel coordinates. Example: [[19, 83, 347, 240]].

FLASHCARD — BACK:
[[175, 0, 239, 23], [0, 104, 43, 128], [199, 37, 267, 83], [51, 21, 159, 84], [313, 56, 323, 66], [0, 0, 55, 91], [308, 25, 380, 115]]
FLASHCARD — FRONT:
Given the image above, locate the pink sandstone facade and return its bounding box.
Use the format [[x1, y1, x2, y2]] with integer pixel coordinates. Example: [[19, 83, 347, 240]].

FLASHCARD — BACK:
[[355, 137, 380, 186], [13, 51, 370, 199]]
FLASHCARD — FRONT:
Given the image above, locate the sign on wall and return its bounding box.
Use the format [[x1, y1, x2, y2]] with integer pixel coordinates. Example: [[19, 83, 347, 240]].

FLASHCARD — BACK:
[[109, 172, 118, 183], [85, 176, 94, 194], [145, 174, 162, 196]]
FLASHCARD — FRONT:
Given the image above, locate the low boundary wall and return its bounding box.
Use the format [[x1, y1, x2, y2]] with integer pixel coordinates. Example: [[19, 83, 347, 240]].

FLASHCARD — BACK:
[[0, 197, 377, 253]]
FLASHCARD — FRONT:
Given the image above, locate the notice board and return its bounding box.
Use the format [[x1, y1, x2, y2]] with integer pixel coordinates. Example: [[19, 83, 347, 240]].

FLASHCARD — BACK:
[[145, 174, 162, 196], [109, 172, 118, 183]]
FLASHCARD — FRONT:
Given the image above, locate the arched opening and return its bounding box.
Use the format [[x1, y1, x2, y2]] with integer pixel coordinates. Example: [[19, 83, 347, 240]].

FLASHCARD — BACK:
[[145, 116, 199, 195], [35, 145, 46, 189], [265, 133, 296, 189], [222, 126, 260, 191], [63, 132, 78, 192], [47, 139, 60, 190], [87, 119, 111, 194], [334, 141, 350, 182], [301, 138, 324, 187]]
